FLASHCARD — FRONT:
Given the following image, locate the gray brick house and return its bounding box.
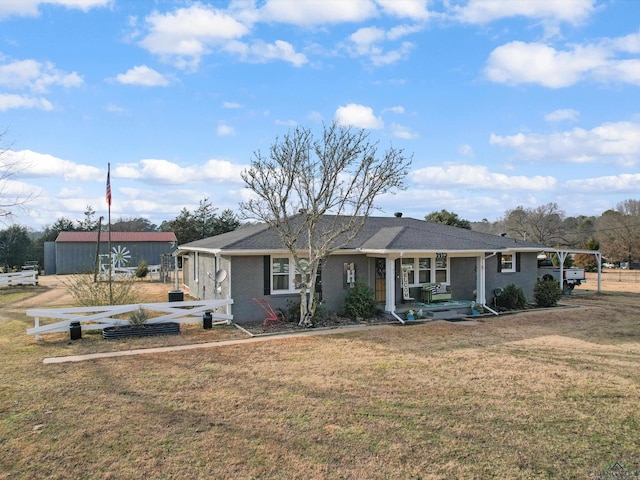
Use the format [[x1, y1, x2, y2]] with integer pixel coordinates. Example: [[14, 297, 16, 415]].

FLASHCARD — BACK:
[[176, 215, 561, 324]]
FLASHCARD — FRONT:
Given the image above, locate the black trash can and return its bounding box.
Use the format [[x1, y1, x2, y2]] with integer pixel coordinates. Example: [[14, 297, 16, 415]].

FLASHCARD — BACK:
[[69, 321, 82, 340], [168, 290, 184, 302], [203, 311, 212, 329]]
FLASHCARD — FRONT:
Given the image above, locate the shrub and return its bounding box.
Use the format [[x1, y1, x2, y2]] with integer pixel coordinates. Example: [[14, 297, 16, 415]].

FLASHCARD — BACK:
[[135, 261, 149, 279], [534, 278, 563, 307], [129, 306, 148, 326], [64, 274, 140, 306], [343, 283, 377, 320], [282, 300, 301, 324], [495, 283, 527, 310]]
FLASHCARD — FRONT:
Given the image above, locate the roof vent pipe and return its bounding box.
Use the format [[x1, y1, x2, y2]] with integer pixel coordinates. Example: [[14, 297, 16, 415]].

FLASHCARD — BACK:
[[394, 212, 403, 218]]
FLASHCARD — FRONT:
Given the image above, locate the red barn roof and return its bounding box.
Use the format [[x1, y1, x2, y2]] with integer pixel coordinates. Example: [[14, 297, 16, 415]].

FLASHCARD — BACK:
[[55, 231, 177, 243]]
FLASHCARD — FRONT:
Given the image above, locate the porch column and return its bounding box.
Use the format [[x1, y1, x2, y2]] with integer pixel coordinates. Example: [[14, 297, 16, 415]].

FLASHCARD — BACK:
[[384, 256, 396, 312], [476, 255, 485, 305]]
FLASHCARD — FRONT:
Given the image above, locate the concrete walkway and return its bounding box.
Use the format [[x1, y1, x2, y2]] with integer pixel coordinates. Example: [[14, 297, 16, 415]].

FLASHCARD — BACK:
[[42, 323, 395, 364]]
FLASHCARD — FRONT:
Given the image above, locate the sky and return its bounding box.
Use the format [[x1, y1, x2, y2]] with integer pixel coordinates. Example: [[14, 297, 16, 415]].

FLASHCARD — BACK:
[[1, 0, 639, 231]]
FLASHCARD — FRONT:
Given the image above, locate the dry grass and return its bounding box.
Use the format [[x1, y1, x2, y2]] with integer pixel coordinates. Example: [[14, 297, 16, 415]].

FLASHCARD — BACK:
[[0, 276, 639, 479]]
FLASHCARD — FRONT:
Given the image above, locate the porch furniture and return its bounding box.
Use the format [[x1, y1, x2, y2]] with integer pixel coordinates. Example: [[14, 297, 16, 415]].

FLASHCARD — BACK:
[[422, 283, 452, 303]]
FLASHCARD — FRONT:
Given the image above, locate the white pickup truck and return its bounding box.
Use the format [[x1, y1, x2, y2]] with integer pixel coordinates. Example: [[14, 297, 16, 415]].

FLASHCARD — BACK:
[[538, 260, 585, 293]]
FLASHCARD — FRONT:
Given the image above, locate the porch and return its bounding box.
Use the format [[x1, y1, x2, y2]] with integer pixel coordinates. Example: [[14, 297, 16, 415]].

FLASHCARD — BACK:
[[383, 299, 475, 322]]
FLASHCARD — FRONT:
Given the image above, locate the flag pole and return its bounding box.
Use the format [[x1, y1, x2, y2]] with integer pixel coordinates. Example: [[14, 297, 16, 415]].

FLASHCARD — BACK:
[[107, 163, 113, 304]]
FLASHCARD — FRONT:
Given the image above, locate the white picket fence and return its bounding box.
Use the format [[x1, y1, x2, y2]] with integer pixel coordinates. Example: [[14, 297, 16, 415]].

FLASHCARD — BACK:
[[26, 298, 234, 340], [0, 271, 38, 287]]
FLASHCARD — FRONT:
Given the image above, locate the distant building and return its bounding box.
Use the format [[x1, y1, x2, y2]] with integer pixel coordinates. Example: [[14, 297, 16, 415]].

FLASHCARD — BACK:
[[45, 231, 177, 275]]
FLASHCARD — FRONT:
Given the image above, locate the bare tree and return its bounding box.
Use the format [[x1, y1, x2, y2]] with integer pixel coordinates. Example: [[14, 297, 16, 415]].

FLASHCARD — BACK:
[[0, 130, 36, 220], [503, 203, 570, 245], [597, 200, 640, 263], [240, 123, 411, 326]]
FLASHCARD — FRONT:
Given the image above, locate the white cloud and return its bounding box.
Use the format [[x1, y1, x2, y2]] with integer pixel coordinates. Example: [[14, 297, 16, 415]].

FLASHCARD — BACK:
[[2, 150, 101, 180], [307, 110, 323, 123], [453, 0, 595, 36], [224, 39, 307, 66], [334, 103, 384, 129], [106, 103, 127, 113], [485, 30, 640, 88], [458, 144, 475, 157], [222, 101, 242, 109], [484, 41, 606, 88], [412, 164, 556, 191], [384, 105, 405, 114], [347, 26, 416, 66], [545, 109, 579, 122], [275, 119, 297, 127], [256, 0, 378, 26], [0, 59, 83, 93], [592, 59, 640, 86], [201, 159, 246, 182], [217, 123, 236, 136], [390, 123, 419, 139], [0, 0, 111, 18], [564, 173, 640, 193], [139, 4, 249, 70], [610, 31, 640, 54], [113, 163, 141, 179], [0, 94, 53, 111], [376, 0, 430, 20], [115, 65, 169, 86], [490, 121, 640, 166], [137, 159, 195, 184], [114, 158, 247, 185]]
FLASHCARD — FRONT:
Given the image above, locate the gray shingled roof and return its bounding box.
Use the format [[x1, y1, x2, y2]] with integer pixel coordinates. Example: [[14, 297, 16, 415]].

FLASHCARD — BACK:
[[179, 215, 547, 253]]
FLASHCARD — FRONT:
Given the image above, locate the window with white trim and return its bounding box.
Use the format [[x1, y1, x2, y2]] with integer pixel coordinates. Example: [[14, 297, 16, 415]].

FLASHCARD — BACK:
[[435, 254, 448, 283], [401, 256, 447, 286], [271, 257, 317, 293], [272, 257, 290, 291], [418, 257, 431, 283], [500, 253, 516, 273]]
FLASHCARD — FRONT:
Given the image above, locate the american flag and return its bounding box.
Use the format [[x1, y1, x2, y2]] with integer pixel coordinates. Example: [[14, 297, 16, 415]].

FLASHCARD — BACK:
[[106, 163, 112, 206]]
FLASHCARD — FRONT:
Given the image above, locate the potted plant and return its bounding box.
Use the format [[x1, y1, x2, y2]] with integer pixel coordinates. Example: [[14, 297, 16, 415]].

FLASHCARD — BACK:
[[102, 306, 180, 339], [406, 309, 415, 321]]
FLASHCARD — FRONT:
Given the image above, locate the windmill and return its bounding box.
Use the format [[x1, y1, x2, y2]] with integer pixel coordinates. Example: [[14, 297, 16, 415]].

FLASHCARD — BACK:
[[111, 245, 131, 268]]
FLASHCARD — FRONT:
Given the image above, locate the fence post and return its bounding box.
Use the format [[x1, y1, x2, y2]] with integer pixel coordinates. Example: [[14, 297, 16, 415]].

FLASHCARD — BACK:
[[34, 317, 40, 341]]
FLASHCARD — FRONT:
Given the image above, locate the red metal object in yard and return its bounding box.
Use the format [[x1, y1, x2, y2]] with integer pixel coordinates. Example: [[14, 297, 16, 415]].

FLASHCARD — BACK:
[[252, 298, 286, 327]]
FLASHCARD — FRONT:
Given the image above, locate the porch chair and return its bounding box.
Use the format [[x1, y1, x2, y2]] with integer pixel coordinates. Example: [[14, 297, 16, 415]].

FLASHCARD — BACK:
[[421, 283, 452, 303]]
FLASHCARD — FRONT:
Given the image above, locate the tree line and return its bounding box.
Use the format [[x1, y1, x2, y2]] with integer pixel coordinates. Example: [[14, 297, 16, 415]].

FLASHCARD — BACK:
[[0, 199, 240, 271], [428, 199, 640, 266], [2, 198, 639, 273]]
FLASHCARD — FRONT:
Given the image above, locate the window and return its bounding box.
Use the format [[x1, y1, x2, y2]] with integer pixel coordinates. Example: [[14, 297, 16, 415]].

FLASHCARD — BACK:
[[435, 254, 448, 283], [294, 259, 312, 289], [271, 257, 318, 293], [401, 255, 446, 286], [418, 257, 431, 283], [272, 257, 290, 291], [500, 253, 515, 273]]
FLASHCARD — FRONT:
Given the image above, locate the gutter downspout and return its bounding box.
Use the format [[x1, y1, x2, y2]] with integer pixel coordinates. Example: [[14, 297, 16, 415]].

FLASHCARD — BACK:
[[391, 311, 405, 325], [482, 252, 500, 316]]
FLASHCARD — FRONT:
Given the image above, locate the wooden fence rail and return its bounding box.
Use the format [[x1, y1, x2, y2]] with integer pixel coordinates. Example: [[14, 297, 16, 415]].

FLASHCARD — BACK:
[[26, 298, 233, 340], [0, 271, 38, 287]]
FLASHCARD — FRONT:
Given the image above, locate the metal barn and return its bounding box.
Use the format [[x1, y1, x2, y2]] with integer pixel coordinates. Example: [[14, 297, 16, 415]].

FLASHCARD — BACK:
[[47, 231, 177, 275]]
